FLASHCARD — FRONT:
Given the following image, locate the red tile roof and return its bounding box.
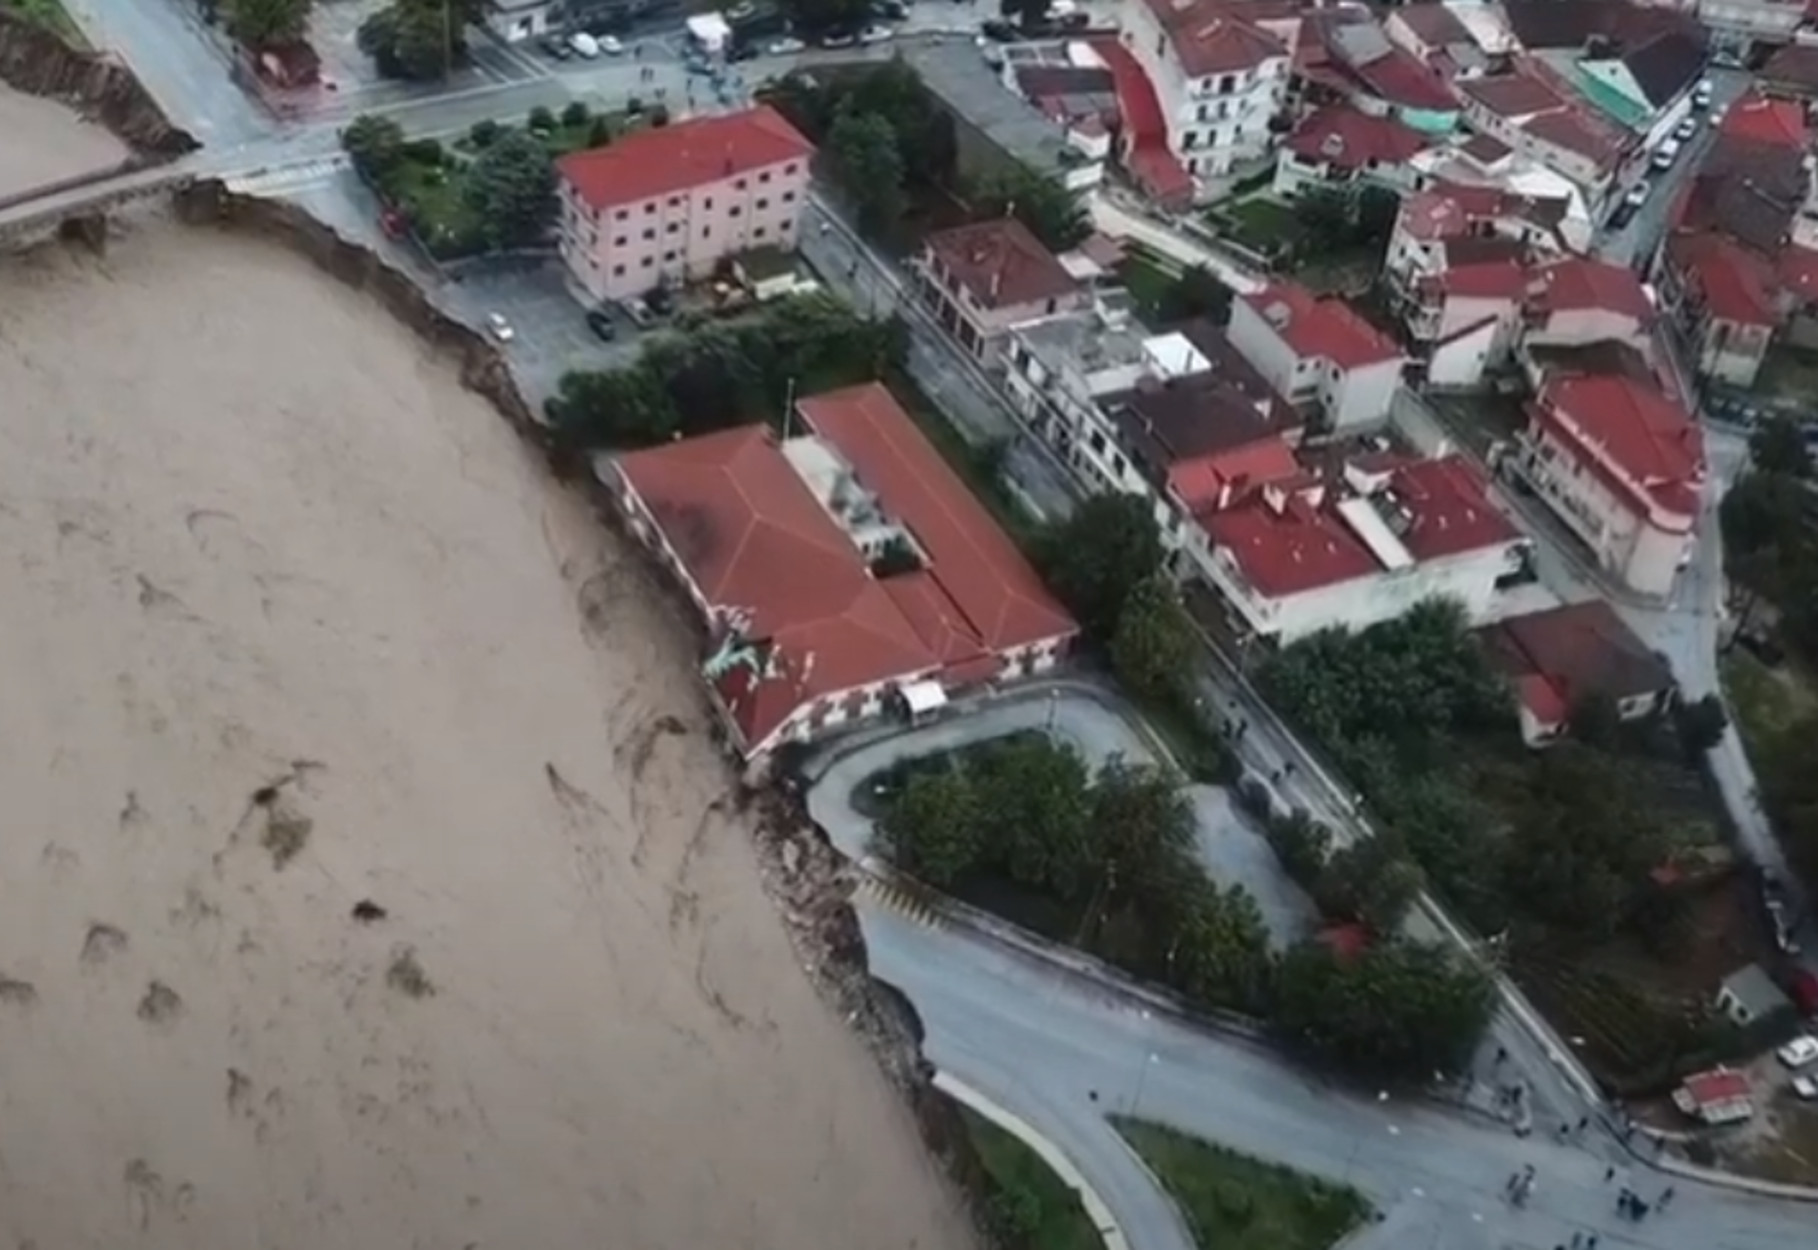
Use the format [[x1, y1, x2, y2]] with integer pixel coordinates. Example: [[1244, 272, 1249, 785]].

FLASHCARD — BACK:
[[1458, 71, 1564, 118], [1391, 3, 1475, 50], [1480, 600, 1671, 730], [798, 384, 1076, 653], [1241, 282, 1403, 370], [1287, 104, 1431, 171], [1168, 436, 1301, 513], [1200, 454, 1513, 597], [923, 218, 1079, 310], [1437, 259, 1530, 300], [615, 387, 1074, 750], [1666, 232, 1781, 327], [1534, 374, 1704, 524], [1522, 106, 1628, 172], [1094, 36, 1193, 204], [1681, 1068, 1750, 1107], [1348, 45, 1459, 112], [556, 105, 814, 212], [1528, 257, 1654, 322], [1138, 0, 1286, 76], [1720, 89, 1808, 150]]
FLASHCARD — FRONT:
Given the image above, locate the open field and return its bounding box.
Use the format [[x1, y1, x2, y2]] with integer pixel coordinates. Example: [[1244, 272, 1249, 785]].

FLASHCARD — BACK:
[[0, 211, 974, 1250], [0, 82, 127, 194]]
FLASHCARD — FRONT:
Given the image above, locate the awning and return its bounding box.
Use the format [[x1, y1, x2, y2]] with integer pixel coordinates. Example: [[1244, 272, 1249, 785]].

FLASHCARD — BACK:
[[900, 680, 948, 717]]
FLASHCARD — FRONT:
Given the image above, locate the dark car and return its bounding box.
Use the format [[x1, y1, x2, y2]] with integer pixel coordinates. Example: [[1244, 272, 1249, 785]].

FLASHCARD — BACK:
[[585, 309, 618, 341], [645, 285, 675, 316], [540, 32, 573, 58], [1605, 200, 1637, 232], [980, 18, 1017, 40]]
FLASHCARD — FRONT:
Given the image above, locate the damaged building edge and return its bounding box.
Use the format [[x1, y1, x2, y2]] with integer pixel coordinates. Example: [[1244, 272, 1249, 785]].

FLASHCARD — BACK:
[[0, 9, 199, 159], [161, 179, 1003, 1241]]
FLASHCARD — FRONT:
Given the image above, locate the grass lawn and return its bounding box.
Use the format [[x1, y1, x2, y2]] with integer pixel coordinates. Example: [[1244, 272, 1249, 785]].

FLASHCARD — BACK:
[[960, 1106, 1105, 1250], [2, 0, 84, 42], [391, 158, 484, 255], [1208, 196, 1303, 258], [1115, 1119, 1370, 1250], [1119, 250, 1180, 320]]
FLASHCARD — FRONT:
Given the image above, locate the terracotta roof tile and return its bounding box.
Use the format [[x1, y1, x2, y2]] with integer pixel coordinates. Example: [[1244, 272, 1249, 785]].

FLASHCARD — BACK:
[[556, 105, 814, 211], [1528, 256, 1654, 322], [1240, 281, 1402, 370], [1720, 89, 1808, 149], [1666, 232, 1781, 326], [1535, 374, 1704, 523], [1287, 104, 1431, 170], [923, 218, 1079, 310], [1138, 0, 1286, 76]]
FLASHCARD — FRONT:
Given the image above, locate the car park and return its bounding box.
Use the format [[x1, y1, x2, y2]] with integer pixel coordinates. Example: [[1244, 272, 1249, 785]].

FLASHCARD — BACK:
[[1776, 1034, 1818, 1069]]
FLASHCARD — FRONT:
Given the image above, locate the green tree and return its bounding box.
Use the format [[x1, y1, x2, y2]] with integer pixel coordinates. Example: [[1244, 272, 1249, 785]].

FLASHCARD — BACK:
[[1263, 810, 1331, 891], [1291, 188, 1353, 246], [1354, 185, 1400, 248], [880, 771, 983, 886], [1273, 940, 1494, 1082], [1316, 835, 1423, 936], [970, 161, 1090, 252], [463, 129, 557, 250], [468, 118, 501, 148], [1156, 264, 1234, 326], [545, 366, 680, 448], [1111, 573, 1199, 706], [973, 736, 1096, 899], [224, 0, 310, 48], [1500, 743, 1665, 937], [1751, 415, 1813, 479], [1674, 693, 1729, 755], [340, 114, 407, 186], [358, 0, 473, 81], [560, 100, 590, 130], [1036, 493, 1167, 642], [827, 108, 906, 234], [1080, 758, 1197, 941], [586, 115, 615, 148], [1166, 879, 1274, 1013]]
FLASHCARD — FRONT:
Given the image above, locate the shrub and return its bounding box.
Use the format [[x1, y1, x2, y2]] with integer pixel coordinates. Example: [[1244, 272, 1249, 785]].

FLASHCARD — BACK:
[[561, 100, 590, 128], [650, 103, 671, 127], [468, 118, 501, 148], [586, 115, 615, 147], [404, 138, 444, 164], [527, 105, 556, 132]]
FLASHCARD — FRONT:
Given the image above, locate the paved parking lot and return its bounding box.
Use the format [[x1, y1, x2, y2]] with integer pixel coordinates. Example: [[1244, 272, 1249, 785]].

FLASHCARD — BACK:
[[442, 255, 645, 401]]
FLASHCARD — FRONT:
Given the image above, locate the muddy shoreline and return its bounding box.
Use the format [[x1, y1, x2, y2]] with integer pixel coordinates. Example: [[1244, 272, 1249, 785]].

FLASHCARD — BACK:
[[0, 9, 197, 160], [166, 179, 998, 1240]]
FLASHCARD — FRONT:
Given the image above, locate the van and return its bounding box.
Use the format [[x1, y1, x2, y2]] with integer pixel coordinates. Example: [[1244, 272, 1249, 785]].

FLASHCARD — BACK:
[[570, 31, 600, 58]]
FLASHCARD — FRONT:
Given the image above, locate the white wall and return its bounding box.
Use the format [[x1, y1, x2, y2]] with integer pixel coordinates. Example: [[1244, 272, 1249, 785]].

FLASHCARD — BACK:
[[1327, 356, 1404, 428], [1527, 307, 1648, 351], [1522, 424, 1692, 596], [1430, 315, 1503, 387], [1226, 296, 1301, 398]]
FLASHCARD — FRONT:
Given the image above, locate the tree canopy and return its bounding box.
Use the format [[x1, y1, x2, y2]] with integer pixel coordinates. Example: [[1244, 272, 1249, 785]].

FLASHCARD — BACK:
[[827, 109, 906, 235], [463, 130, 557, 250], [1110, 573, 1200, 709], [1154, 264, 1234, 327], [968, 161, 1091, 253], [224, 0, 311, 49], [358, 0, 477, 80], [1035, 493, 1168, 642]]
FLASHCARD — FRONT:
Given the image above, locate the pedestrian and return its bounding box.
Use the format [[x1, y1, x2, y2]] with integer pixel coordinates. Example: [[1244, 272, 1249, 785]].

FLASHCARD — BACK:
[[1603, 1165, 1615, 1183], [1659, 1185, 1675, 1208], [1496, 1045, 1508, 1065], [1577, 1115, 1589, 1133], [1585, 1235, 1598, 1249]]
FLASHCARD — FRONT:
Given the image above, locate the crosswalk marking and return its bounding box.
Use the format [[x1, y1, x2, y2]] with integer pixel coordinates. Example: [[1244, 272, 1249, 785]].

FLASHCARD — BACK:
[[855, 873, 948, 930], [225, 157, 350, 196]]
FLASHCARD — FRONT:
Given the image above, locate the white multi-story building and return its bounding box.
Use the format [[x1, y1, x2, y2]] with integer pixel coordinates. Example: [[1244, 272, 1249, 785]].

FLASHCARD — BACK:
[[1511, 373, 1704, 596], [1226, 281, 1407, 429], [1117, 0, 1292, 195], [555, 106, 814, 305]]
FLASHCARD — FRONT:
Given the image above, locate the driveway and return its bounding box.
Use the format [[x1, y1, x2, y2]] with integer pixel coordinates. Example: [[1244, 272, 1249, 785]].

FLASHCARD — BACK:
[[806, 682, 1318, 947]]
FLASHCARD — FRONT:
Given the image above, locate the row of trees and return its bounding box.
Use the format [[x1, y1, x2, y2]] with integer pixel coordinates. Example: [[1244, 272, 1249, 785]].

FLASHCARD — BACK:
[[880, 733, 1492, 1080], [546, 292, 909, 447], [765, 64, 1089, 252], [1723, 416, 1818, 893]]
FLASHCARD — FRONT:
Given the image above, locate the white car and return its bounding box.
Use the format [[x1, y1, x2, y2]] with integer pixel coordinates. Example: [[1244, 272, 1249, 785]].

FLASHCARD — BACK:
[[766, 36, 805, 54], [859, 23, 895, 43], [1694, 78, 1714, 109], [1795, 1075, 1818, 1100], [599, 34, 624, 54], [1624, 183, 1649, 209], [569, 31, 600, 58], [1675, 115, 1697, 141], [1776, 1034, 1818, 1069], [486, 312, 515, 344], [1651, 137, 1681, 170]]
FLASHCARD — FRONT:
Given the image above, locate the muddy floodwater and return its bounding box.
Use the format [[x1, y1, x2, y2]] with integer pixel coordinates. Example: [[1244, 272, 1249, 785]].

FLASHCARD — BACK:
[[0, 82, 129, 194], [0, 212, 975, 1249]]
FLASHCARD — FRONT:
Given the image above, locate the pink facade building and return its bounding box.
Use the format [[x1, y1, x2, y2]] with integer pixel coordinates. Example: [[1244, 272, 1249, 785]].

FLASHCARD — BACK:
[[555, 106, 815, 305]]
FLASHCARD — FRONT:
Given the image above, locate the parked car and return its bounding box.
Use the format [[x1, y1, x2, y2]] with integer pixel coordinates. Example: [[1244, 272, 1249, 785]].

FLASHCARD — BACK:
[[1776, 1035, 1818, 1069], [1675, 115, 1698, 141], [766, 35, 805, 53], [570, 31, 601, 58], [1651, 138, 1681, 169], [645, 285, 675, 316], [623, 297, 656, 329], [818, 29, 857, 47], [980, 17, 1017, 39], [1795, 1074, 1818, 1101], [859, 23, 894, 42], [598, 34, 624, 54], [585, 309, 617, 341], [486, 312, 515, 343], [539, 32, 573, 58], [1694, 77, 1713, 109]]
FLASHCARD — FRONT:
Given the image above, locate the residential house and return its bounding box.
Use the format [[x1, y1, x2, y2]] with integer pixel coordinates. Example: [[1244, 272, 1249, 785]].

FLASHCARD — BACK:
[[1227, 281, 1407, 429], [1115, 0, 1292, 196], [1512, 373, 1704, 596], [1478, 600, 1675, 743], [1272, 103, 1432, 199], [1658, 232, 1781, 385], [1410, 137, 1595, 252], [1523, 255, 1657, 352], [1192, 450, 1528, 644], [1695, 0, 1804, 62], [1294, 7, 1462, 134], [914, 219, 1087, 368], [1385, 180, 1570, 302], [1717, 963, 1793, 1027], [1418, 258, 1533, 387], [1455, 66, 1633, 209], [555, 106, 813, 305], [1384, 3, 1490, 77], [603, 383, 1077, 765], [1759, 44, 1818, 101], [483, 0, 558, 42]]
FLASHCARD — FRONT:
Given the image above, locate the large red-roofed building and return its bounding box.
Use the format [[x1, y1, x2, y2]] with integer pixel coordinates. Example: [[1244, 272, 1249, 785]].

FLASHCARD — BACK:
[[605, 384, 1077, 761], [556, 106, 814, 304], [1515, 373, 1704, 597], [1227, 280, 1406, 428]]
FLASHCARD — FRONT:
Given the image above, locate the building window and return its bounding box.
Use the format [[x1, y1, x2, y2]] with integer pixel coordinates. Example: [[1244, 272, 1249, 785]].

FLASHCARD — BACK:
[[756, 197, 769, 210], [702, 225, 712, 238], [783, 163, 798, 175], [641, 256, 653, 267], [1219, 74, 1235, 94], [759, 170, 772, 183], [754, 226, 767, 239], [642, 228, 655, 240], [612, 264, 625, 276], [735, 177, 747, 190], [729, 205, 742, 217], [667, 195, 682, 207], [702, 197, 714, 210], [666, 221, 679, 234], [663, 249, 677, 261], [782, 190, 796, 203], [614, 209, 629, 221], [645, 202, 656, 214], [614, 235, 627, 247]]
